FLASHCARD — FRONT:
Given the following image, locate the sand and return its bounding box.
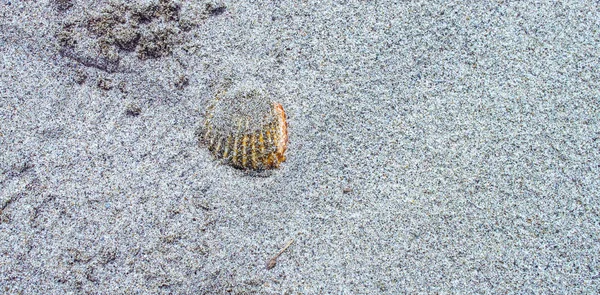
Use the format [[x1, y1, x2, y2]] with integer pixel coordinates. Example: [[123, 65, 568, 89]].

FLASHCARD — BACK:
[[1, 0, 599, 293]]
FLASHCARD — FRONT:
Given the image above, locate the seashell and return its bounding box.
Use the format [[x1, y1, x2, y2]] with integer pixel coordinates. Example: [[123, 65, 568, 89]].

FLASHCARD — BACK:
[[199, 81, 288, 170]]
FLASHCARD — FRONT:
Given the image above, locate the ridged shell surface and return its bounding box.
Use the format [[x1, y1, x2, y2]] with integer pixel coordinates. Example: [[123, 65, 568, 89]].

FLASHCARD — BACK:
[[200, 82, 288, 170]]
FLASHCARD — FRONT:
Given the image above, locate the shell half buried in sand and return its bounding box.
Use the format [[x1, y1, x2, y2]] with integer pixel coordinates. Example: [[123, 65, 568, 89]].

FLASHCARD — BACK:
[[199, 82, 288, 170]]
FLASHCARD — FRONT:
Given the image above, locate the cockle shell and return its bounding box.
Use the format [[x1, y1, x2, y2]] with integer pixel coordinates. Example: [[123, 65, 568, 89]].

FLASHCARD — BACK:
[[199, 82, 288, 170]]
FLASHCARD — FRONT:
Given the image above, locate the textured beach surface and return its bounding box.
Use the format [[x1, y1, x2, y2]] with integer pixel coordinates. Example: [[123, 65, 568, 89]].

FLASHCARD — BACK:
[[1, 0, 599, 293]]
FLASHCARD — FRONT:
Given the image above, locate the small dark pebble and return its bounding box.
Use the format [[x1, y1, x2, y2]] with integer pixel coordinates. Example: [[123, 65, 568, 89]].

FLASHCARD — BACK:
[[118, 81, 127, 93], [74, 69, 88, 84], [125, 104, 142, 116], [175, 75, 189, 90], [205, 3, 226, 16], [53, 0, 72, 11], [97, 77, 113, 90]]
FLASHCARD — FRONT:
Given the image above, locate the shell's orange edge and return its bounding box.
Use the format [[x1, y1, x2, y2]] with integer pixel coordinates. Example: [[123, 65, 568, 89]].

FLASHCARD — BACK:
[[273, 103, 288, 164]]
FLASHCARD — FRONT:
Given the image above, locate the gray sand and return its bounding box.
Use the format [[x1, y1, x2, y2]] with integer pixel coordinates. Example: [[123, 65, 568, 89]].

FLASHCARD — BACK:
[[1, 0, 599, 293]]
